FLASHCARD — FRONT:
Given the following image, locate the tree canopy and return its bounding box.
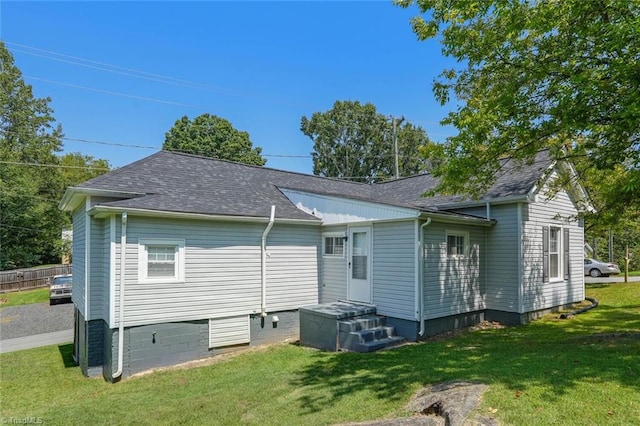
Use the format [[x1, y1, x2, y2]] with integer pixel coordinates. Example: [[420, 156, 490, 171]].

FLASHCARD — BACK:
[[398, 0, 639, 225], [301, 100, 436, 182], [0, 42, 110, 269], [163, 114, 266, 166]]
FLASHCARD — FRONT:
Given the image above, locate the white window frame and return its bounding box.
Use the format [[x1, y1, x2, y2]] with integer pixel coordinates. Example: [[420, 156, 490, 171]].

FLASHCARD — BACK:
[[138, 238, 185, 283], [446, 230, 468, 257], [323, 232, 346, 258], [548, 226, 562, 281]]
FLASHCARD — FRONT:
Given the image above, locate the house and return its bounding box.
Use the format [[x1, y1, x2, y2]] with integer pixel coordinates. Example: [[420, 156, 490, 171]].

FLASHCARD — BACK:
[[59, 149, 589, 381]]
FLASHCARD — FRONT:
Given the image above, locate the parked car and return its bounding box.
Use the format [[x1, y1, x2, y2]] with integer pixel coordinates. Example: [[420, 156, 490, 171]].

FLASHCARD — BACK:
[[49, 274, 72, 305], [584, 258, 620, 278]]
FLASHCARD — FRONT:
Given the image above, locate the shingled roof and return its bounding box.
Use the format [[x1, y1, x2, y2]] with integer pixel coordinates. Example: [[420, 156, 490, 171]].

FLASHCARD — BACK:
[[65, 149, 554, 220], [373, 149, 554, 209]]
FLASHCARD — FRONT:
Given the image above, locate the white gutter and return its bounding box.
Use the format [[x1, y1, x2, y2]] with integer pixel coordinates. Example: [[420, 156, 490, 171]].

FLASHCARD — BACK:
[[517, 203, 523, 314], [87, 205, 317, 225], [261, 206, 276, 317], [84, 197, 91, 320], [417, 218, 432, 337], [113, 211, 127, 380]]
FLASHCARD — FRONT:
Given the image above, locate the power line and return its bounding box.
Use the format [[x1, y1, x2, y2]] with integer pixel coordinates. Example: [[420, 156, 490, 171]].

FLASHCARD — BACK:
[[3, 129, 428, 160], [25, 76, 206, 109], [9, 46, 233, 94], [0, 161, 110, 171], [0, 192, 61, 203], [7, 42, 442, 127], [0, 224, 50, 233], [63, 137, 157, 150], [7, 41, 311, 108]]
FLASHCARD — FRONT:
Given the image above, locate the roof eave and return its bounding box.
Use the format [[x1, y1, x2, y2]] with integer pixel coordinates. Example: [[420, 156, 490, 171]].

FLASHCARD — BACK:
[[419, 211, 496, 227], [59, 187, 145, 211], [433, 194, 532, 210], [87, 205, 322, 225]]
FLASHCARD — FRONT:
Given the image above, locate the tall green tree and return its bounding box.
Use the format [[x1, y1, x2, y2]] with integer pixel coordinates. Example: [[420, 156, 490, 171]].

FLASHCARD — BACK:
[[0, 41, 66, 269], [398, 0, 640, 224], [0, 43, 111, 269], [58, 152, 110, 190], [301, 100, 436, 182], [163, 114, 266, 166]]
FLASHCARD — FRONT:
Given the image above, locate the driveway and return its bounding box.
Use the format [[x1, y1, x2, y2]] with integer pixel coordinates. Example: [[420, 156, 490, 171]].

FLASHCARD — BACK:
[[0, 301, 74, 353], [585, 275, 640, 284]]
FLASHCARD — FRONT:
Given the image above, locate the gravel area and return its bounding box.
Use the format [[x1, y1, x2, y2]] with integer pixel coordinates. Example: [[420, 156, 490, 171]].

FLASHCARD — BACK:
[[0, 301, 74, 340]]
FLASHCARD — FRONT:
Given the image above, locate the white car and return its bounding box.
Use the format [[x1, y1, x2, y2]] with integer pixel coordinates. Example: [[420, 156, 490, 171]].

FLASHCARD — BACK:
[[49, 274, 72, 305], [584, 258, 620, 278]]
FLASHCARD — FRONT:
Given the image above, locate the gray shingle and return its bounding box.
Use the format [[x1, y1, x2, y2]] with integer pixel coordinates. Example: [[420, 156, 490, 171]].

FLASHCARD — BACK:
[[373, 149, 553, 208], [77, 150, 553, 219]]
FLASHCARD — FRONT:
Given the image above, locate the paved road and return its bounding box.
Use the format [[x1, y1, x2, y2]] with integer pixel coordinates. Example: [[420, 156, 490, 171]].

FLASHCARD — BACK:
[[0, 301, 74, 354], [0, 329, 73, 353], [585, 275, 640, 284]]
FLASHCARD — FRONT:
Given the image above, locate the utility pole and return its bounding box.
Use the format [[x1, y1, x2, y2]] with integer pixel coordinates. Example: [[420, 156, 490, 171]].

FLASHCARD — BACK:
[[391, 115, 405, 179]]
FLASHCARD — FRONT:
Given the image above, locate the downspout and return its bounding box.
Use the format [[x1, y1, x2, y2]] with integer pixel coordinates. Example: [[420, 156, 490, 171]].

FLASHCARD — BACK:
[[113, 212, 127, 380], [261, 206, 276, 317], [418, 218, 432, 337]]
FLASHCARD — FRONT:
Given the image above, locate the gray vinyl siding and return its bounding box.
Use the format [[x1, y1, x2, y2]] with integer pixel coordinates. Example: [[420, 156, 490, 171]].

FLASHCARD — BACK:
[[522, 185, 584, 311], [483, 204, 521, 312], [265, 225, 321, 311], [320, 225, 348, 303], [114, 216, 319, 327], [423, 222, 485, 319], [72, 203, 86, 315], [88, 217, 106, 321], [373, 221, 416, 320]]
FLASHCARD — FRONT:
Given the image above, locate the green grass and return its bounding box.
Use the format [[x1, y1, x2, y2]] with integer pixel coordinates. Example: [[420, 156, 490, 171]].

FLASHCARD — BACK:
[[1, 283, 639, 425], [0, 287, 49, 308], [628, 270, 640, 277]]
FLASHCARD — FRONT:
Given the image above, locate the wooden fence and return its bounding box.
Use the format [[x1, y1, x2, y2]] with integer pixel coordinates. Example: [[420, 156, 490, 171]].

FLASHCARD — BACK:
[[0, 265, 72, 293]]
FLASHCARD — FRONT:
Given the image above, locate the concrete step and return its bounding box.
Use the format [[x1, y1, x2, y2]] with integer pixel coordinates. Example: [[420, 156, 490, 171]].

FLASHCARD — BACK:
[[339, 322, 405, 353], [338, 315, 385, 333], [352, 336, 406, 353]]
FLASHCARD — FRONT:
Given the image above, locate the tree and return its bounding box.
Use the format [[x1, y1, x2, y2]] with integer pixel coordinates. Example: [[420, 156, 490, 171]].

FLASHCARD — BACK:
[[0, 41, 66, 269], [58, 152, 111, 190], [0, 42, 111, 269], [301, 100, 436, 182], [163, 114, 266, 166], [398, 0, 640, 225]]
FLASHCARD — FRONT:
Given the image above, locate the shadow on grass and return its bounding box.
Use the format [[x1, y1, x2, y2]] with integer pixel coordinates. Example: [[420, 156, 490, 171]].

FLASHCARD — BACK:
[[292, 313, 640, 414], [586, 283, 613, 289], [58, 343, 76, 368]]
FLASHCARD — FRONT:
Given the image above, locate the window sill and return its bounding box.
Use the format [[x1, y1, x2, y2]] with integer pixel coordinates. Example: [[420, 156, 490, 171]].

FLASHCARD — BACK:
[[139, 278, 185, 285]]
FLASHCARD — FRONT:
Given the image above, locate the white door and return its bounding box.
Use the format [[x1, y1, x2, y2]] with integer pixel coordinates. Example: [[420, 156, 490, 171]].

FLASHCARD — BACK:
[[348, 226, 372, 303]]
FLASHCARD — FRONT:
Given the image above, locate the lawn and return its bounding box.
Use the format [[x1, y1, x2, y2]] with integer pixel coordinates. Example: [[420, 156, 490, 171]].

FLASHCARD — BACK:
[[1, 283, 639, 425], [0, 287, 49, 308]]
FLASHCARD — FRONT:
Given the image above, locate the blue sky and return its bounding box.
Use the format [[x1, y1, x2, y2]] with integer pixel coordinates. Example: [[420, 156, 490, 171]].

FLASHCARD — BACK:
[[2, 1, 457, 174]]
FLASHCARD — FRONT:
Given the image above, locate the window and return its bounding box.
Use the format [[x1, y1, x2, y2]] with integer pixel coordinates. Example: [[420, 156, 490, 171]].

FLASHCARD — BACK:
[[138, 239, 185, 283], [543, 226, 570, 282], [549, 227, 560, 279], [323, 233, 345, 257], [446, 231, 467, 256]]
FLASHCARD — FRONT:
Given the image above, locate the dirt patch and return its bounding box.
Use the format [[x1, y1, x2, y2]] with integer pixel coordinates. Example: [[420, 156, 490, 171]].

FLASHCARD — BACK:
[[338, 380, 496, 426], [425, 321, 506, 342]]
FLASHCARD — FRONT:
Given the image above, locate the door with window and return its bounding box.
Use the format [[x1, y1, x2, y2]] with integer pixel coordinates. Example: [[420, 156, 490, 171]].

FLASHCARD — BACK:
[[347, 226, 372, 303]]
